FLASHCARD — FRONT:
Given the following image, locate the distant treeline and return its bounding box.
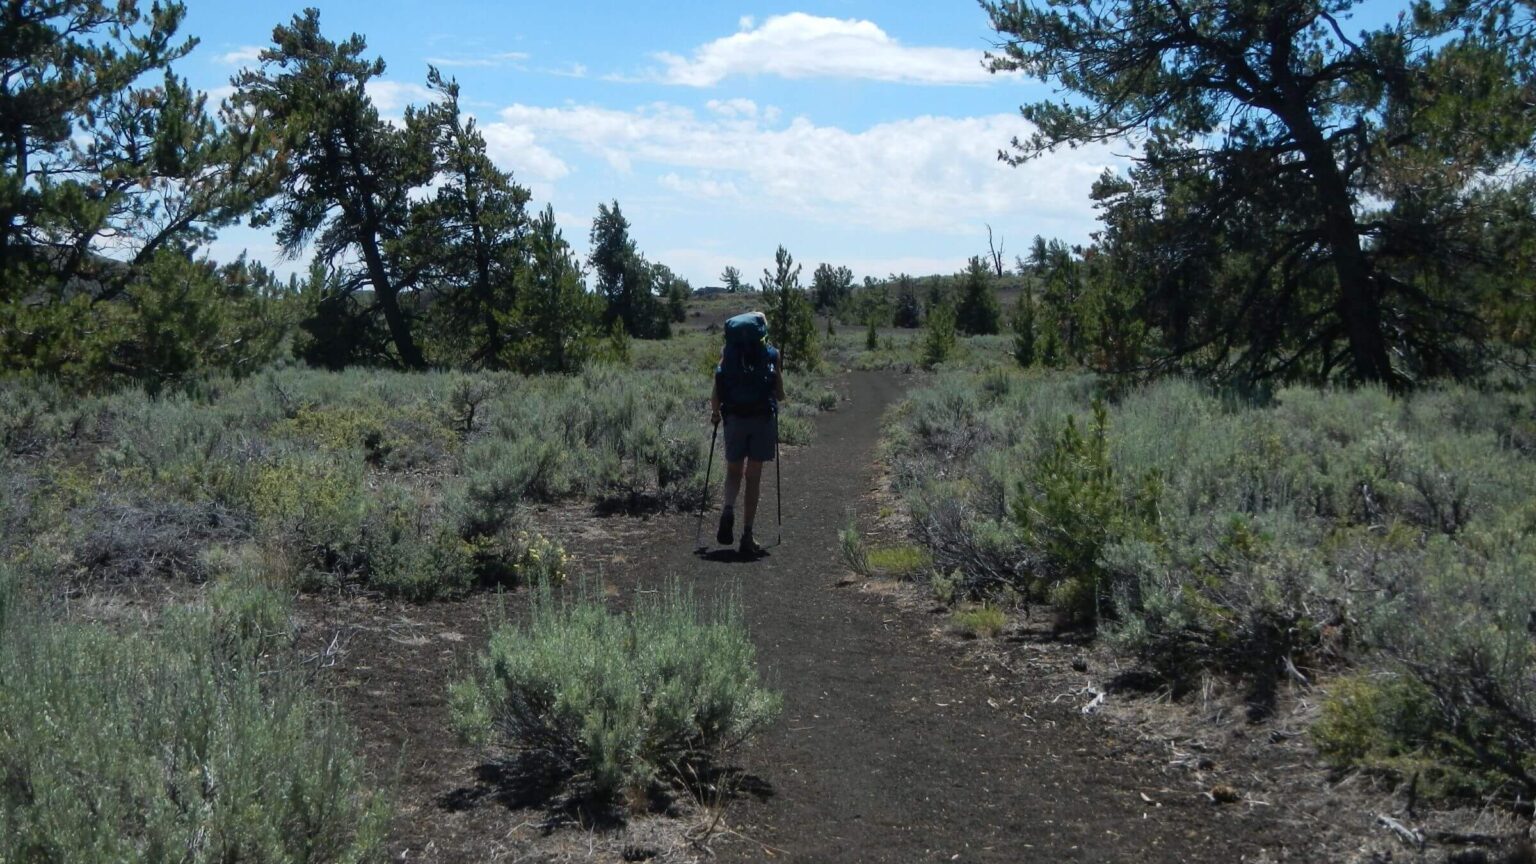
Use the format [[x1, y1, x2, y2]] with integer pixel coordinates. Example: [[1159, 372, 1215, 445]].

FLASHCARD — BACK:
[[6, 0, 1534, 394]]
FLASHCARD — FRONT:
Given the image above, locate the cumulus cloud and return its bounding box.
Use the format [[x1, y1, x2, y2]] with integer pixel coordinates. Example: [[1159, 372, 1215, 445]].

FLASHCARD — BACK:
[[653, 13, 995, 86], [480, 123, 572, 185], [485, 101, 1119, 235], [216, 45, 264, 66], [365, 80, 437, 112]]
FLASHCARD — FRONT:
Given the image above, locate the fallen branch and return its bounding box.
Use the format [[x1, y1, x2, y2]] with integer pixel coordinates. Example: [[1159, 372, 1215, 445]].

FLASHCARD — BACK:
[[1376, 814, 1425, 849]]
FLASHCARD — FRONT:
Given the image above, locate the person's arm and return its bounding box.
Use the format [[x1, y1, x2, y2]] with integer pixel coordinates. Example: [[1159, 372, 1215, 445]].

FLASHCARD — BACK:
[[774, 368, 786, 404], [710, 373, 722, 425]]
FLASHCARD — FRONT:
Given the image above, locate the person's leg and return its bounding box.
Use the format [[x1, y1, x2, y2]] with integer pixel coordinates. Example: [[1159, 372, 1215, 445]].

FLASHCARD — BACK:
[[739, 414, 776, 554], [718, 459, 743, 544], [722, 460, 744, 510], [718, 416, 749, 545], [742, 460, 764, 530]]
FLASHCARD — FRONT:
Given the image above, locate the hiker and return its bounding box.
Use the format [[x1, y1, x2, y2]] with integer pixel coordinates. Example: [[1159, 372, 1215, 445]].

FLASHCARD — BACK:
[[711, 311, 785, 556]]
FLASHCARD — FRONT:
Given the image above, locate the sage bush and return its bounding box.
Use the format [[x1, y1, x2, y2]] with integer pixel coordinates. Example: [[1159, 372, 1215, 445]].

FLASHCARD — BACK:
[[887, 367, 1536, 798], [451, 583, 781, 803], [0, 588, 388, 862]]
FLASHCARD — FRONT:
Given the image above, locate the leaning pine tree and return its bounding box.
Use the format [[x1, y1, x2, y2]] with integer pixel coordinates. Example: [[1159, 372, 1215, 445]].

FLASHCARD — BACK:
[[984, 0, 1536, 387]]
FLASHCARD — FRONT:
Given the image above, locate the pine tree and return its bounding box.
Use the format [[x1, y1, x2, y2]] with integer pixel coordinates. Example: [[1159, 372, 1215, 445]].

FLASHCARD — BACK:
[[233, 9, 431, 368], [922, 303, 957, 369], [760, 245, 819, 370], [985, 0, 1536, 385], [1, 1, 278, 385], [403, 69, 531, 369], [512, 206, 594, 373], [590, 201, 662, 338], [956, 256, 1001, 335], [1011, 290, 1037, 368]]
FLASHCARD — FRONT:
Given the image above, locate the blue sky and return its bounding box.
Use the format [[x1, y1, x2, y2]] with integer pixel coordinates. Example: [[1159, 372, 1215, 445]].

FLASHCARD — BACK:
[[180, 1, 1392, 287]]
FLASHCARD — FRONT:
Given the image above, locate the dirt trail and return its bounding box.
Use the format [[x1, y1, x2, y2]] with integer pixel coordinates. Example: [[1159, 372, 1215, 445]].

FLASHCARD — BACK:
[[621, 369, 1291, 863], [312, 369, 1300, 862]]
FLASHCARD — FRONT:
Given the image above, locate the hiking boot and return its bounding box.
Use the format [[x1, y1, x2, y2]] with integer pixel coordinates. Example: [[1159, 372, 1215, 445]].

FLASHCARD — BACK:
[[738, 528, 762, 557], [716, 509, 735, 545]]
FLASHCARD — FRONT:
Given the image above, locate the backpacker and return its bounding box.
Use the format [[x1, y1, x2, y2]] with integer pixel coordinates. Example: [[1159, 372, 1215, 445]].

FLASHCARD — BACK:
[[718, 313, 777, 415]]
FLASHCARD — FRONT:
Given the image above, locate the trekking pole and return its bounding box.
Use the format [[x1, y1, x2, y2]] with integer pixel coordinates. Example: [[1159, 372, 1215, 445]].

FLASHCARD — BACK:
[[695, 419, 719, 553], [774, 413, 783, 547]]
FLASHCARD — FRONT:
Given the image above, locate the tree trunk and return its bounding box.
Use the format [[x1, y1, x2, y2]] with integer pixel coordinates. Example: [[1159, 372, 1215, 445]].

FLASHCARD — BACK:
[[1284, 108, 1397, 386], [465, 185, 501, 368], [1, 120, 25, 276], [358, 233, 426, 369]]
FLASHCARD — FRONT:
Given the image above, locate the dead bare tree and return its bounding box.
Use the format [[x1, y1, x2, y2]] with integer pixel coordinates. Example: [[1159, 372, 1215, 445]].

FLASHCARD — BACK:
[[986, 224, 1006, 277]]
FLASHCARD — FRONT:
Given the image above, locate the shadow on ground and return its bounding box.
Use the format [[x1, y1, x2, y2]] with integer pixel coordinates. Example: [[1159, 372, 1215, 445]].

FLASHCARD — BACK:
[[693, 548, 771, 564], [438, 753, 776, 831]]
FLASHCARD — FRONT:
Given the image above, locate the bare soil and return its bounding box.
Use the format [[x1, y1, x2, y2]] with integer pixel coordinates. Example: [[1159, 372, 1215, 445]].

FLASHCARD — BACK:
[[293, 369, 1530, 863]]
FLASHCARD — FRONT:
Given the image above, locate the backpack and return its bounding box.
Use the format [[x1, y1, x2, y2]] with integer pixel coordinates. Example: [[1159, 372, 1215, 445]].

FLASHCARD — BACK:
[[717, 313, 777, 415]]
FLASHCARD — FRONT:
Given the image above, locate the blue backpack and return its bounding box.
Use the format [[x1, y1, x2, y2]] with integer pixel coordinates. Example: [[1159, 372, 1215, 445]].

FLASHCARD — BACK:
[[717, 313, 777, 415]]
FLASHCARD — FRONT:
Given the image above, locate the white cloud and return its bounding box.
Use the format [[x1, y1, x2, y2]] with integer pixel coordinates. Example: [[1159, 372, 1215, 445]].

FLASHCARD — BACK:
[[203, 84, 238, 106], [365, 80, 437, 112], [705, 98, 758, 118], [425, 51, 529, 68], [487, 101, 1119, 235], [216, 45, 263, 66], [480, 122, 572, 186], [653, 13, 995, 86], [658, 172, 741, 199]]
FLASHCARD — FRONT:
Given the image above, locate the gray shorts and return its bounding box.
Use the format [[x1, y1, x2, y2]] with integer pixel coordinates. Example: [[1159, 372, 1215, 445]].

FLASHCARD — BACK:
[[723, 413, 776, 463]]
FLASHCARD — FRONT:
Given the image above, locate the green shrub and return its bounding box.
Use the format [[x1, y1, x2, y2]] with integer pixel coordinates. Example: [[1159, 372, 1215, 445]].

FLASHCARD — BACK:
[[0, 606, 387, 861], [950, 604, 1006, 638], [839, 517, 870, 577], [1012, 402, 1160, 625], [866, 544, 933, 578], [1313, 673, 1438, 770], [2, 352, 823, 607], [453, 582, 780, 803], [203, 552, 295, 662], [1356, 527, 1536, 799]]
